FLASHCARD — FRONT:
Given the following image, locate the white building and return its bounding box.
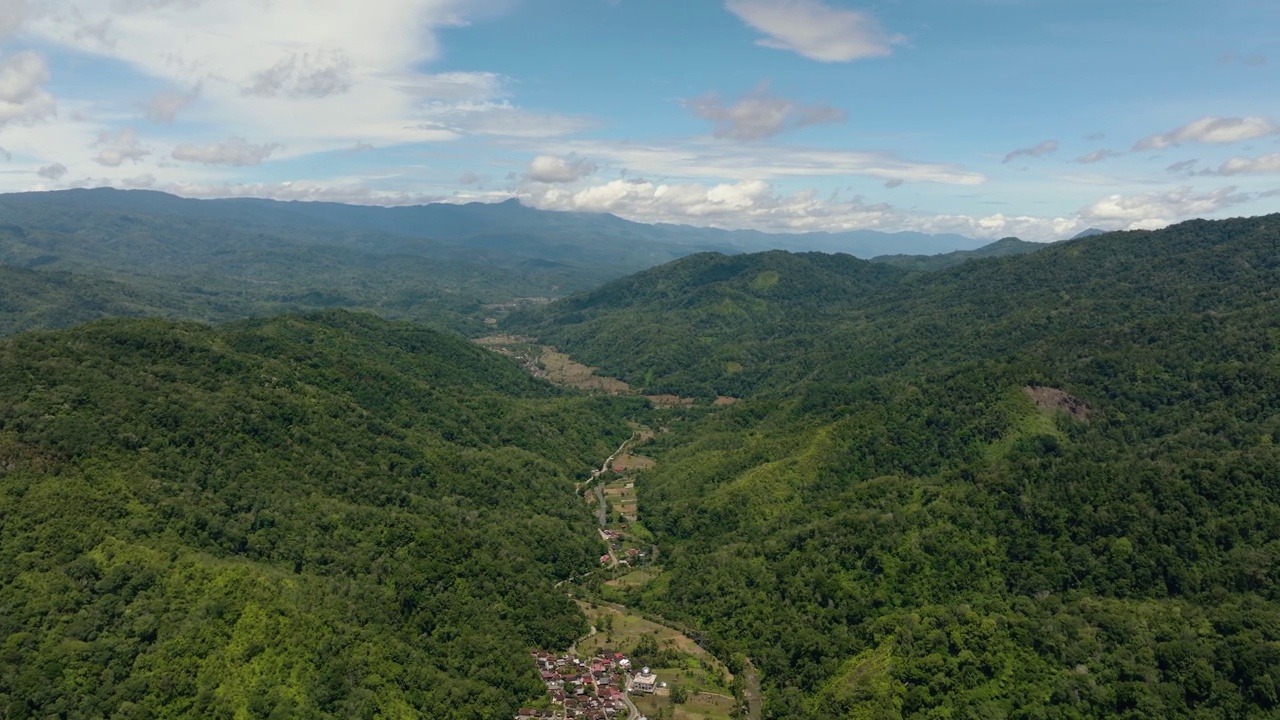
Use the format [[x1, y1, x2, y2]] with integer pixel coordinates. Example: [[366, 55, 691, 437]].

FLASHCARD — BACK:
[[632, 667, 658, 694]]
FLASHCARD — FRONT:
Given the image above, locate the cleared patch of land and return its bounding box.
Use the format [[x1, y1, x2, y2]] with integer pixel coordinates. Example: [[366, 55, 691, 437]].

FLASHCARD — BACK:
[[647, 394, 696, 408], [612, 452, 656, 472], [635, 690, 736, 720], [575, 601, 728, 676], [1025, 385, 1090, 421], [605, 568, 661, 589], [541, 349, 632, 393]]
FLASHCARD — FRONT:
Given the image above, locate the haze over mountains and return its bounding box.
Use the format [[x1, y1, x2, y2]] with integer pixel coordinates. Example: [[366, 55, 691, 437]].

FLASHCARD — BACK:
[[0, 189, 1025, 337]]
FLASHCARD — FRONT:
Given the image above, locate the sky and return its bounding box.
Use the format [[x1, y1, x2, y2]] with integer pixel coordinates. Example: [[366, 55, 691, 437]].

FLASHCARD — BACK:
[[0, 0, 1277, 241]]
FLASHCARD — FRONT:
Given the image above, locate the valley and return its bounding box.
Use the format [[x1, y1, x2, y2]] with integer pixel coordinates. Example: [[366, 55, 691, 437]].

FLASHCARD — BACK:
[[0, 198, 1277, 719]]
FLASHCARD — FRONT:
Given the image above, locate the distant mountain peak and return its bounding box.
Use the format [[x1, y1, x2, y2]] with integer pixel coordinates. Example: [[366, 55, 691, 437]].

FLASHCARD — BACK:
[[1071, 228, 1108, 240]]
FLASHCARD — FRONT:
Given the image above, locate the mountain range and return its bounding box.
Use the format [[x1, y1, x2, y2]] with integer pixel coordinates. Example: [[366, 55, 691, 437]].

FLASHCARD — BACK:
[[2, 189, 1277, 719]]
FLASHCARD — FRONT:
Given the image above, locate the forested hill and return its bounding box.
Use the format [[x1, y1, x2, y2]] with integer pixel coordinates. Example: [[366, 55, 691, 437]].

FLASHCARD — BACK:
[[0, 189, 1003, 338], [0, 311, 641, 719], [508, 215, 1280, 718], [510, 216, 1280, 398], [870, 236, 1047, 272]]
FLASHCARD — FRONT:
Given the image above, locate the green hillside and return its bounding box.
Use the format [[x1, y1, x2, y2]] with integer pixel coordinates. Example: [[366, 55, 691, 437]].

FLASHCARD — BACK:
[[871, 236, 1048, 272], [511, 215, 1280, 718], [0, 311, 641, 719]]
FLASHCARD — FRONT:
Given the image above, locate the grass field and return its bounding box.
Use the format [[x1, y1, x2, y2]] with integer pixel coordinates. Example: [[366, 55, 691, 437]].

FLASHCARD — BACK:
[[611, 452, 656, 472], [634, 691, 736, 720], [539, 348, 632, 393], [605, 568, 662, 589]]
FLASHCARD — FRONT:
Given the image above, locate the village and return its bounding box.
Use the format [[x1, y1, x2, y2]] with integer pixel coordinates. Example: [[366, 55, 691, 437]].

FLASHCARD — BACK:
[[473, 339, 756, 720], [516, 650, 665, 720]]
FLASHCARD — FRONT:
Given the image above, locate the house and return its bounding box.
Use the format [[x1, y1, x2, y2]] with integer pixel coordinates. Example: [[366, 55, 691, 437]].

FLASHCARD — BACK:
[[632, 668, 658, 694]]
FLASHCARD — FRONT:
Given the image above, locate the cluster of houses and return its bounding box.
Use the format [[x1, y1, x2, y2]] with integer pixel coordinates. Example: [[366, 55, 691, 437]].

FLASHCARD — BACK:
[[523, 650, 659, 719]]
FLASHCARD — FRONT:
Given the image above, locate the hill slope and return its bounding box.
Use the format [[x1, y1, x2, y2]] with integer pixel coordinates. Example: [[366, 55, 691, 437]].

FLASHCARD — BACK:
[[871, 236, 1047, 272], [512, 215, 1280, 718], [0, 311, 640, 719]]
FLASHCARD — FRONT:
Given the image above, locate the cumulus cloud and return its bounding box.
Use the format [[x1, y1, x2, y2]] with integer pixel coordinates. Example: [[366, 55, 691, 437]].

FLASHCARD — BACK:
[[0, 51, 56, 127], [1079, 186, 1253, 230], [1077, 149, 1120, 164], [146, 85, 199, 123], [527, 155, 598, 183], [522, 177, 1078, 240], [459, 171, 481, 185], [1215, 153, 1280, 176], [243, 50, 354, 99], [686, 83, 845, 141], [120, 173, 155, 188], [725, 0, 903, 62], [1167, 159, 1198, 173], [1133, 116, 1279, 151], [1003, 140, 1059, 164], [0, 145, 8, 161], [171, 137, 280, 166], [37, 162, 67, 179], [92, 127, 149, 166]]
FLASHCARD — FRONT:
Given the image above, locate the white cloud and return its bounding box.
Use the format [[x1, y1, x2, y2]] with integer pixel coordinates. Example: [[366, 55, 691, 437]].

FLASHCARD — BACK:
[[24, 1, 559, 153], [37, 162, 67, 179], [243, 50, 353, 99], [147, 179, 450, 206], [1077, 149, 1121, 164], [120, 172, 156, 188], [725, 0, 903, 62], [1216, 153, 1280, 176], [536, 139, 985, 186], [527, 154, 598, 183], [1133, 116, 1279, 152], [92, 127, 149, 166], [171, 137, 280, 166], [1003, 140, 1058, 164], [0, 0, 25, 39], [396, 71, 507, 101], [146, 86, 199, 123], [686, 83, 845, 141], [0, 51, 56, 127], [0, 145, 9, 161], [1079, 186, 1253, 230], [419, 102, 596, 138], [523, 177, 1078, 240]]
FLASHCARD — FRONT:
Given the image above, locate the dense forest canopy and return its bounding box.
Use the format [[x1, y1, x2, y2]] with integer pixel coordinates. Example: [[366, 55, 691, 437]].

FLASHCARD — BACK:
[[511, 216, 1280, 718], [1, 202, 1278, 719], [0, 311, 642, 719]]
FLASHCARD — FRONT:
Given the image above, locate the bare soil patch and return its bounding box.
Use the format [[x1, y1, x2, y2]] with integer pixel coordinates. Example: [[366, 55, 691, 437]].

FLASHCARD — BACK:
[[1025, 386, 1090, 421], [540, 349, 632, 394], [612, 453, 656, 472], [647, 394, 696, 409]]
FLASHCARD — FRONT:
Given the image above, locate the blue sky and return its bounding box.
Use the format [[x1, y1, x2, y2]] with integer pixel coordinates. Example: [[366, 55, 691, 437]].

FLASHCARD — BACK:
[[0, 0, 1277, 240]]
